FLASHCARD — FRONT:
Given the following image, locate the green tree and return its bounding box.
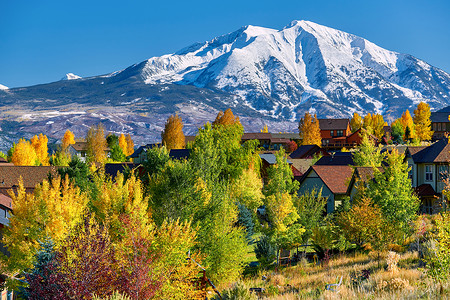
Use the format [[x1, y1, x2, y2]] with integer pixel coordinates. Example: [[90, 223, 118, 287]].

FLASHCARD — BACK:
[[294, 188, 327, 244], [352, 131, 383, 167], [391, 119, 404, 144], [364, 149, 420, 235]]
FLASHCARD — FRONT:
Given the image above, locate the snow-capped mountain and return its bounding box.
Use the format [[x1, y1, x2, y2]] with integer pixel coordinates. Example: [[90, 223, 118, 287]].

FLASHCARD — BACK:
[[0, 20, 449, 150], [0, 84, 8, 90], [135, 20, 449, 121], [61, 73, 82, 80]]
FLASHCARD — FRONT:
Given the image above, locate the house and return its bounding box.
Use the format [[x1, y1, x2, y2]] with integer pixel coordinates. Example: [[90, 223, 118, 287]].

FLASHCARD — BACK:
[[67, 140, 110, 162], [298, 165, 354, 214], [128, 143, 162, 164], [242, 133, 291, 150], [0, 166, 59, 197], [430, 106, 450, 140], [314, 151, 354, 166], [289, 145, 329, 159], [405, 139, 450, 213], [346, 167, 383, 201], [259, 153, 300, 181], [0, 194, 12, 227], [318, 119, 351, 148], [129, 145, 190, 164]]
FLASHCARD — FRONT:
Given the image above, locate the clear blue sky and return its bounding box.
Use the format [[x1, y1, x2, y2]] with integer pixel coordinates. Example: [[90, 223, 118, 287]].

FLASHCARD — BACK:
[[1, 0, 449, 88]]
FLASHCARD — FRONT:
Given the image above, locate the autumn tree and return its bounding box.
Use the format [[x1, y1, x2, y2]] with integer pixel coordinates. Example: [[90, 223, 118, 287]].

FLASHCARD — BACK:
[[62, 130, 75, 151], [30, 133, 50, 166], [362, 113, 386, 139], [86, 123, 108, 164], [413, 102, 433, 141], [298, 112, 321, 146], [1, 176, 88, 278], [363, 113, 373, 133], [350, 112, 363, 133], [161, 114, 185, 150], [294, 188, 327, 244], [337, 197, 395, 256], [212, 108, 242, 128], [125, 134, 134, 156], [11, 138, 38, 166], [400, 109, 416, 141], [261, 124, 269, 133]]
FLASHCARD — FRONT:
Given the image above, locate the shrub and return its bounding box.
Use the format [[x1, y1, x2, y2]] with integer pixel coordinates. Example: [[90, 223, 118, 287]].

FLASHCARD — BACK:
[[387, 251, 400, 273], [219, 281, 257, 300]]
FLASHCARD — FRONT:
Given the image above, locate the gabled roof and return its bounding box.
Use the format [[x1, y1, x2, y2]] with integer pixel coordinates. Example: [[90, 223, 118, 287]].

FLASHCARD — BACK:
[[407, 139, 450, 163], [0, 166, 59, 190], [259, 153, 292, 165], [0, 194, 12, 210], [430, 111, 450, 123], [315, 152, 354, 166], [289, 158, 314, 175], [302, 165, 353, 194], [289, 145, 324, 159], [415, 184, 438, 197], [129, 143, 161, 158], [70, 141, 88, 152], [242, 133, 272, 140], [318, 119, 350, 131], [169, 149, 191, 160]]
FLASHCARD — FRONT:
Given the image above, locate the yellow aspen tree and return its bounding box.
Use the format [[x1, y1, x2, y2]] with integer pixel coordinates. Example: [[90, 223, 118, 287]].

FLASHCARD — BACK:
[[11, 138, 38, 166], [261, 125, 269, 133], [350, 112, 363, 133], [400, 109, 416, 140], [363, 113, 373, 133], [125, 134, 134, 156], [62, 129, 75, 151], [413, 102, 433, 141], [30, 133, 49, 166], [118, 133, 127, 155], [86, 123, 108, 164], [212, 108, 242, 128], [1, 176, 88, 274], [372, 113, 387, 140], [298, 112, 321, 146], [161, 114, 185, 150]]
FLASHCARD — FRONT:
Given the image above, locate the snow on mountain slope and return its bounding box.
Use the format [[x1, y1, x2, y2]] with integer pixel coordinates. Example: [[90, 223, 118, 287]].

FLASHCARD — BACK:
[[0, 84, 8, 90], [127, 20, 450, 121], [61, 73, 82, 80]]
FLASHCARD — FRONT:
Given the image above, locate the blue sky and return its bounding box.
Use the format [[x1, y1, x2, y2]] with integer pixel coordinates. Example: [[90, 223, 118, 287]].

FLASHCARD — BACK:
[[1, 0, 449, 88]]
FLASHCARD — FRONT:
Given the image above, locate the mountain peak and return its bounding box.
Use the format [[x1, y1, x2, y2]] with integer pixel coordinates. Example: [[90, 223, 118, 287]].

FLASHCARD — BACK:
[[0, 84, 8, 90], [61, 73, 82, 81]]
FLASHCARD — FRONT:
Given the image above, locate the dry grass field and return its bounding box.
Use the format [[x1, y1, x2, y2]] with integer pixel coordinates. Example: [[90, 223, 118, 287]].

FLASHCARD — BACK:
[[236, 251, 449, 299]]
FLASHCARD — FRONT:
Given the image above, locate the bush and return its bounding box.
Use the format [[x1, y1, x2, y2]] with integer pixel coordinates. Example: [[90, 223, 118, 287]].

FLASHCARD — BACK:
[[219, 281, 257, 300], [93, 291, 131, 300]]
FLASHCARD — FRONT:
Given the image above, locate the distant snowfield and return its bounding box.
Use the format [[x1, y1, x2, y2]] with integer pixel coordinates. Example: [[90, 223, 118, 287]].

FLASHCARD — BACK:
[[0, 84, 8, 90]]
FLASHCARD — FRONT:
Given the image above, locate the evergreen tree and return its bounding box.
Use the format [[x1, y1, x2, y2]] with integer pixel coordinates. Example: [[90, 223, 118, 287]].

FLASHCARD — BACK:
[[298, 112, 321, 146], [391, 119, 404, 144], [161, 114, 185, 150], [237, 203, 255, 243]]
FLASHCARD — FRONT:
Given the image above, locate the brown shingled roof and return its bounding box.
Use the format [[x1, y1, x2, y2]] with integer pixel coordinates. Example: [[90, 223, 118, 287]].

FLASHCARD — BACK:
[[318, 119, 350, 131], [311, 165, 353, 194], [0, 194, 12, 210], [0, 166, 59, 190]]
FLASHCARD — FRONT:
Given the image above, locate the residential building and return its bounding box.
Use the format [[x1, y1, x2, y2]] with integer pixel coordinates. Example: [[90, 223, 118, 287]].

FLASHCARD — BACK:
[[430, 106, 450, 140], [298, 165, 353, 214], [67, 140, 110, 162], [405, 139, 450, 213], [318, 119, 351, 148], [0, 166, 59, 197]]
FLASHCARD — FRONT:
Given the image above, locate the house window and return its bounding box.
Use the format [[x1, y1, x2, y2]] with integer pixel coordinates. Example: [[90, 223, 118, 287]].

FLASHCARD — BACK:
[[439, 165, 448, 180], [438, 123, 442, 131], [336, 130, 343, 137], [330, 130, 334, 137], [322, 139, 329, 146], [425, 165, 433, 182]]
